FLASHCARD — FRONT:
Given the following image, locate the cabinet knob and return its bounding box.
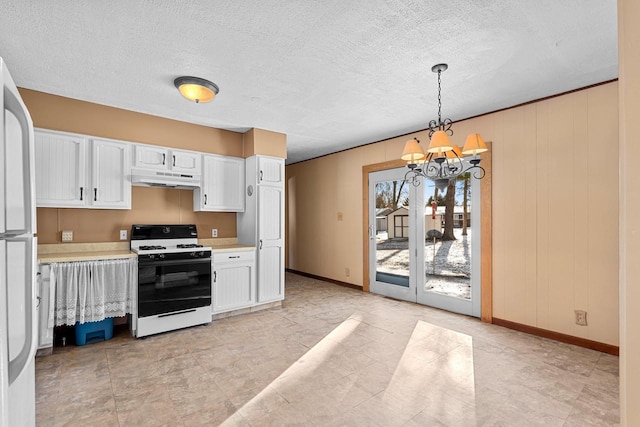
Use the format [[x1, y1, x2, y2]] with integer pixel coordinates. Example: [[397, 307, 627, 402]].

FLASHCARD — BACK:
[[259, 170, 263, 181], [259, 240, 263, 250], [213, 271, 217, 282], [80, 187, 84, 201], [173, 155, 176, 167], [94, 188, 98, 201], [162, 153, 166, 165], [204, 194, 207, 205]]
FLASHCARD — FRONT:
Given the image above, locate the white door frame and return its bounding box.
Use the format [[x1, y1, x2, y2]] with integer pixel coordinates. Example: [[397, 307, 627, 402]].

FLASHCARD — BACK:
[[369, 168, 481, 317]]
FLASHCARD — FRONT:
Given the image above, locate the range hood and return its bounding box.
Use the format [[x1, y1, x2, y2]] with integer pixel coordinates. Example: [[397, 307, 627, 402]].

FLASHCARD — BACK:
[[131, 168, 201, 189]]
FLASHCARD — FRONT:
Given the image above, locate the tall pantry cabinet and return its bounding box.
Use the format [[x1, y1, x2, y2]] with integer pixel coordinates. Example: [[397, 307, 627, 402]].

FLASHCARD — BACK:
[[238, 155, 285, 304]]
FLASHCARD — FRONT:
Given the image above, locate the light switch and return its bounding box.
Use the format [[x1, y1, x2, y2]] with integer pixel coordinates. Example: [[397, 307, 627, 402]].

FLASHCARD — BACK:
[[120, 230, 128, 240]]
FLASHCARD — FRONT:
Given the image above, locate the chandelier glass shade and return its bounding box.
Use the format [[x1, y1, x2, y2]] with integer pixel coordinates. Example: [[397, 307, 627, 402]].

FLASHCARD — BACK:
[[402, 64, 487, 187]]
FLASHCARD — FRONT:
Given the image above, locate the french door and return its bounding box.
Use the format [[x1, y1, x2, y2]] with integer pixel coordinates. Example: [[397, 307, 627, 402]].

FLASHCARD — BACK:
[[368, 167, 481, 317], [368, 168, 418, 302]]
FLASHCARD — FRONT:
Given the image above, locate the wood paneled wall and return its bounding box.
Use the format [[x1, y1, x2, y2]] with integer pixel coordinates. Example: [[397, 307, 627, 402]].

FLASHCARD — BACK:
[[286, 82, 619, 346], [488, 84, 618, 345]]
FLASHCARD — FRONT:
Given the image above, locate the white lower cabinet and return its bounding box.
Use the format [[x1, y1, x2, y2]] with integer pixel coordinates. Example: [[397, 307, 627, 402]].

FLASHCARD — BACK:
[[37, 264, 54, 352], [212, 250, 255, 314]]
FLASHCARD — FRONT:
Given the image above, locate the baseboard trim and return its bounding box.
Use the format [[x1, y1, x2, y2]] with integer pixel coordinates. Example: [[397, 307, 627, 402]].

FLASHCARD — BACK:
[[286, 269, 363, 291], [492, 317, 619, 356]]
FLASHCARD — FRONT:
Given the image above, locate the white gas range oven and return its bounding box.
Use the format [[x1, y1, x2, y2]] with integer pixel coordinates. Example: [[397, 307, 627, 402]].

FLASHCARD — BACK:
[[130, 224, 212, 337]]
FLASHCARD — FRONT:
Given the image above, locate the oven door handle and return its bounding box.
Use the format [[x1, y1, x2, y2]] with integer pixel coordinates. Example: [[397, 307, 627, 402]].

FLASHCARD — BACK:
[[137, 258, 212, 267]]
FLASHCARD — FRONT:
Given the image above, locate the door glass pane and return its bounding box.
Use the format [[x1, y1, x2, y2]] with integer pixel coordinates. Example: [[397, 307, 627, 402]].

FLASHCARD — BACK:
[[423, 176, 472, 300], [375, 179, 409, 287]]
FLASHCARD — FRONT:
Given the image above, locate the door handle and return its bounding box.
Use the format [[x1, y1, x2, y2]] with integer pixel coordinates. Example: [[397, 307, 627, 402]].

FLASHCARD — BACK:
[[162, 153, 166, 165], [369, 224, 375, 240], [80, 187, 83, 201], [94, 188, 97, 201], [8, 237, 37, 385]]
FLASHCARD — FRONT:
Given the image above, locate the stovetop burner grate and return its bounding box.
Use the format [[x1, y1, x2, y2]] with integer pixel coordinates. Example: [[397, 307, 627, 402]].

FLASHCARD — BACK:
[[177, 244, 204, 249]]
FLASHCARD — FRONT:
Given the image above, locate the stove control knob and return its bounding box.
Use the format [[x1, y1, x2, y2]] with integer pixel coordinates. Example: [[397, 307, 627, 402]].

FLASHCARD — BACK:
[[149, 255, 155, 260], [159, 254, 165, 259]]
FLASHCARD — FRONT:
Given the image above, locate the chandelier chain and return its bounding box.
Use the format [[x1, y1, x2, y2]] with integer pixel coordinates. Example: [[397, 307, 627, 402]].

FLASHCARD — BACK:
[[437, 69, 442, 125]]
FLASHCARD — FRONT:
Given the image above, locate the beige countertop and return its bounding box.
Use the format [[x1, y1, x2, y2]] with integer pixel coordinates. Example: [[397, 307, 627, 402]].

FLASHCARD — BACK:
[[38, 240, 255, 263], [38, 242, 136, 263], [209, 244, 256, 253]]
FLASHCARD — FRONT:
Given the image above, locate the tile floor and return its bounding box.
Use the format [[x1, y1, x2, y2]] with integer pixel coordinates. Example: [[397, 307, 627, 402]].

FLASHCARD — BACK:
[[35, 272, 620, 426]]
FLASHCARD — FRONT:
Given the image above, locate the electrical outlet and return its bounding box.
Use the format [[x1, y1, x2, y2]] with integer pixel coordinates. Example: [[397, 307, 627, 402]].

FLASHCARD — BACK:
[[575, 310, 588, 326], [212, 229, 218, 238], [119, 230, 128, 240], [61, 230, 73, 242]]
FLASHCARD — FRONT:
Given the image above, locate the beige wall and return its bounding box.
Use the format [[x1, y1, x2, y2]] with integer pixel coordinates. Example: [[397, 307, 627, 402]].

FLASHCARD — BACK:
[[21, 89, 241, 244], [618, 0, 640, 424], [243, 128, 287, 159], [286, 82, 619, 346]]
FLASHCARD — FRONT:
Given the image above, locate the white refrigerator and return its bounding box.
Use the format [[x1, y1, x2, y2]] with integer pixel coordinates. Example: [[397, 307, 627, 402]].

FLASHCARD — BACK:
[[0, 57, 38, 426]]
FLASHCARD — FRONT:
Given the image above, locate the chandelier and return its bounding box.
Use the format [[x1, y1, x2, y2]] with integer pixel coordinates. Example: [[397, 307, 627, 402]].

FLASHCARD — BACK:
[[401, 63, 488, 190]]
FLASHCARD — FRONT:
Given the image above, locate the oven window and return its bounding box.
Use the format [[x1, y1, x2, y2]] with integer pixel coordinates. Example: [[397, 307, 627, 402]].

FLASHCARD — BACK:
[[138, 258, 211, 317]]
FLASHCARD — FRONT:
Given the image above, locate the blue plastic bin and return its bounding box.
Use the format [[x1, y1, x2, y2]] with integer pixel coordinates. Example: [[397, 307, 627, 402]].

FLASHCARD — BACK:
[[75, 318, 114, 346]]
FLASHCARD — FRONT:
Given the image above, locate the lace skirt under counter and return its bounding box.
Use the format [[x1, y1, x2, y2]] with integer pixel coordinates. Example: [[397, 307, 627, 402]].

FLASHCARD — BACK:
[[49, 258, 137, 327]]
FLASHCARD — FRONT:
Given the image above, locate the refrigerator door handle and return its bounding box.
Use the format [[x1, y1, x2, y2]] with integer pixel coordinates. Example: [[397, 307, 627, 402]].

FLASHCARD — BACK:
[[7, 237, 37, 385], [3, 76, 36, 235]]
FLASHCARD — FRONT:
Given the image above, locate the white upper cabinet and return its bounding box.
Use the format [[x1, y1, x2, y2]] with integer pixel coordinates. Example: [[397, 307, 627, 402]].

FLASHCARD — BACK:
[[133, 145, 167, 170], [34, 129, 131, 209], [35, 130, 88, 208], [194, 154, 244, 212], [257, 156, 284, 186], [91, 139, 131, 209], [172, 149, 201, 174], [134, 145, 201, 175]]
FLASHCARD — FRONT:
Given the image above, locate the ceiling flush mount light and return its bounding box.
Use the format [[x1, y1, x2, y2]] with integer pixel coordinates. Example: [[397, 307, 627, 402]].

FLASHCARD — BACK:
[[174, 76, 219, 103], [401, 63, 488, 189]]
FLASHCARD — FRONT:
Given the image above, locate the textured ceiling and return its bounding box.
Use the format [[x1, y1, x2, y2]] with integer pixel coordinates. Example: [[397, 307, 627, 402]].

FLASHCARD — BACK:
[[0, 1, 618, 164]]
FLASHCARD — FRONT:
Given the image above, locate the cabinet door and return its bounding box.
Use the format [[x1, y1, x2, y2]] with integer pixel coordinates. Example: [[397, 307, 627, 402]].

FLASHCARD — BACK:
[[134, 145, 168, 170], [213, 262, 254, 313], [91, 139, 131, 209], [258, 245, 284, 303], [257, 185, 284, 302], [34, 130, 87, 207], [200, 155, 244, 212], [257, 156, 284, 186], [171, 149, 201, 174]]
